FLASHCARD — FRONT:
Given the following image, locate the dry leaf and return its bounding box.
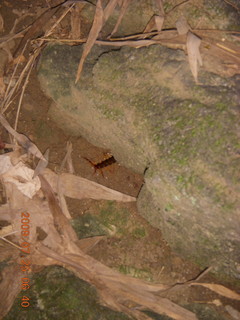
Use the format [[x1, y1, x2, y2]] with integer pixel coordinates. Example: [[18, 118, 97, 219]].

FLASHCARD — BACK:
[[225, 305, 240, 320], [39, 174, 79, 243], [3, 161, 41, 198], [13, 5, 60, 58], [0, 154, 13, 175], [186, 31, 202, 83], [110, 0, 131, 36], [38, 243, 197, 320], [0, 149, 198, 320], [154, 15, 164, 31], [77, 236, 106, 252], [155, 0, 164, 16], [144, 14, 164, 33], [117, 0, 123, 6], [33, 149, 49, 178], [0, 13, 4, 33], [43, 168, 136, 202], [0, 225, 13, 237], [57, 183, 72, 219], [0, 77, 6, 97], [176, 16, 190, 35], [75, 0, 104, 83], [70, 3, 84, 39], [76, 0, 120, 82], [103, 0, 119, 22], [190, 283, 240, 300], [60, 141, 74, 173], [0, 114, 45, 160]]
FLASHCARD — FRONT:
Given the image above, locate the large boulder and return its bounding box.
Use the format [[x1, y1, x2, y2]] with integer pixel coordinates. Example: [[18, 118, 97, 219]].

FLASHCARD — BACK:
[[38, 43, 240, 280]]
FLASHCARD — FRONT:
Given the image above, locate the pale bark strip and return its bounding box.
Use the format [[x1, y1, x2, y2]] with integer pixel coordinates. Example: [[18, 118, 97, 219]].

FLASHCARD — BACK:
[[37, 243, 198, 320]]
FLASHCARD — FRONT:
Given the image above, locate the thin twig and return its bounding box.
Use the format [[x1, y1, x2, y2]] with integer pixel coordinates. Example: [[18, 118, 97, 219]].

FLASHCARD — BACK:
[[166, 0, 191, 15], [45, 3, 75, 38], [3, 41, 29, 104], [14, 61, 34, 131], [1, 3, 74, 116], [223, 0, 240, 12], [0, 232, 22, 250], [2, 49, 37, 113]]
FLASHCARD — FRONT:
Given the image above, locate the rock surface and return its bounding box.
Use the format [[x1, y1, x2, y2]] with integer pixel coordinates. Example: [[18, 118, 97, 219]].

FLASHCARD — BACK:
[[38, 43, 240, 280]]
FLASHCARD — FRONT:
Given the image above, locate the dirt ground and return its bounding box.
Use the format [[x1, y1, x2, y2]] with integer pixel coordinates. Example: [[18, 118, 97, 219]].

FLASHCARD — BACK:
[[0, 1, 240, 319]]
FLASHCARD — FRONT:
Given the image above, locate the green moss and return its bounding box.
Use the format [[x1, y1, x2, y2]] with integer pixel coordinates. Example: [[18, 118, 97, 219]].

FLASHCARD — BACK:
[[99, 201, 130, 236], [118, 265, 152, 281], [132, 227, 146, 238], [215, 102, 227, 111], [164, 203, 174, 212], [163, 1, 174, 12], [5, 266, 130, 320], [189, 7, 202, 19], [71, 213, 106, 238]]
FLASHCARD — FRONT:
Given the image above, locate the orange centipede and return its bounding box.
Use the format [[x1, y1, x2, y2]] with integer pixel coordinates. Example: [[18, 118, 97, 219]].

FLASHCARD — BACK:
[[84, 154, 117, 176]]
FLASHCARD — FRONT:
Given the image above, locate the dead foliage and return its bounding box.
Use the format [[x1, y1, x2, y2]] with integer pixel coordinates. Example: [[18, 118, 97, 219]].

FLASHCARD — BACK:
[[70, 0, 239, 82], [0, 1, 240, 319], [0, 0, 239, 92], [0, 119, 239, 320]]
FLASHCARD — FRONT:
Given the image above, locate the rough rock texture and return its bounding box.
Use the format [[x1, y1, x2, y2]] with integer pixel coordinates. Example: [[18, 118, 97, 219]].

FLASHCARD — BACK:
[[81, 0, 239, 36], [38, 43, 240, 280]]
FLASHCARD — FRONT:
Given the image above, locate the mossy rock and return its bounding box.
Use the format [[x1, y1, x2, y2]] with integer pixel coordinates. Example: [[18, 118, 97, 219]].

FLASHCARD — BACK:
[[38, 42, 240, 280]]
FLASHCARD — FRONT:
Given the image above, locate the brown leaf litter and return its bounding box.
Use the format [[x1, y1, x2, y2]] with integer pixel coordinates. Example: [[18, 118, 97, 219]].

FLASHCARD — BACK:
[[0, 117, 239, 320], [0, 1, 240, 319]]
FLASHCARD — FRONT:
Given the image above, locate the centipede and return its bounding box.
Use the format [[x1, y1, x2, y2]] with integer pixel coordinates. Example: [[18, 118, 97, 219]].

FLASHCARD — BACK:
[[84, 154, 117, 177]]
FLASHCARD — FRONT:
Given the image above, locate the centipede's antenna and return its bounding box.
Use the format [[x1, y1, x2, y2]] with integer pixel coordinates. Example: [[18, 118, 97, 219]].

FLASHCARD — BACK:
[[83, 157, 98, 174]]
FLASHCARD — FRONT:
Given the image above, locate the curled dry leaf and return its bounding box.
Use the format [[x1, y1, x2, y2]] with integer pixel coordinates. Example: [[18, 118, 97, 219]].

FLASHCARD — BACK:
[[2, 161, 41, 199], [176, 15, 190, 35], [186, 31, 202, 83]]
